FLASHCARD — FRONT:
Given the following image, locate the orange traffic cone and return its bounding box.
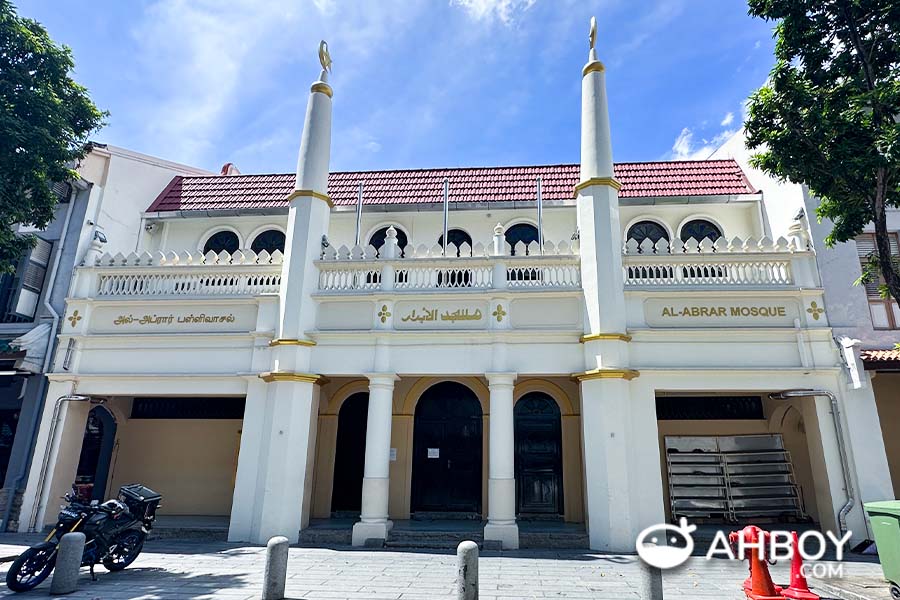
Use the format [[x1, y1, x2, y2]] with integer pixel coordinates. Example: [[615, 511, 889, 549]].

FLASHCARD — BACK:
[[781, 531, 820, 600]]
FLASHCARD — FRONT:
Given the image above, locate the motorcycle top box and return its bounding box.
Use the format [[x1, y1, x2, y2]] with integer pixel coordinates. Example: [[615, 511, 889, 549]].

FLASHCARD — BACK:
[[118, 484, 162, 523]]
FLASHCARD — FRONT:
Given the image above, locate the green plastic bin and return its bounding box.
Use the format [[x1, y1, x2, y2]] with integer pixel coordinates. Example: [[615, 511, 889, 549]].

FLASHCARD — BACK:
[[865, 501, 900, 599]]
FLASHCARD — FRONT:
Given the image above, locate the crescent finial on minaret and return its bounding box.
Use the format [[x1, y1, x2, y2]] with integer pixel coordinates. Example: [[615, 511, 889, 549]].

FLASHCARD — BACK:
[[318, 40, 332, 73], [589, 17, 597, 50]]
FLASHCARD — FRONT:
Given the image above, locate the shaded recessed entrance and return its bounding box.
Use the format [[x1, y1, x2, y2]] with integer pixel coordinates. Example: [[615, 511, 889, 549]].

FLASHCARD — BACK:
[[515, 392, 564, 516], [75, 405, 117, 502], [411, 382, 483, 515], [331, 392, 369, 515]]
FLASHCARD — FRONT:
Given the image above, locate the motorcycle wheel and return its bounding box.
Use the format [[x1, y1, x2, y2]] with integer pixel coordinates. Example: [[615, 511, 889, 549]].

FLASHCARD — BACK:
[[5, 543, 57, 592], [102, 529, 145, 572]]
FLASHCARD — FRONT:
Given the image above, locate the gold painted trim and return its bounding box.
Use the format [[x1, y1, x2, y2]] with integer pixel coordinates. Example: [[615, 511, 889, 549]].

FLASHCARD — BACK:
[[310, 82, 333, 98], [268, 338, 317, 347], [580, 333, 632, 343], [286, 189, 334, 207], [259, 371, 326, 384], [574, 177, 622, 195], [571, 368, 640, 382], [582, 60, 605, 77]]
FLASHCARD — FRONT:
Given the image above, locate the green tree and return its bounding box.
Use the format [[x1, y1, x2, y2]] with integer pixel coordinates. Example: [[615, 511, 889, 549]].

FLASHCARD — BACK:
[[0, 0, 105, 273], [745, 0, 900, 302]]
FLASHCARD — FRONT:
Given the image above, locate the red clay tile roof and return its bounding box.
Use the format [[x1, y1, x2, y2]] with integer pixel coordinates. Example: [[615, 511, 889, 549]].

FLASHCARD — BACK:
[[146, 159, 757, 213], [861, 348, 900, 369]]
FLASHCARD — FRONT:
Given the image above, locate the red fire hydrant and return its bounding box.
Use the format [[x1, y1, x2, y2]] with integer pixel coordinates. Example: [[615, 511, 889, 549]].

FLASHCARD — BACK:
[[781, 531, 820, 600], [730, 526, 783, 600]]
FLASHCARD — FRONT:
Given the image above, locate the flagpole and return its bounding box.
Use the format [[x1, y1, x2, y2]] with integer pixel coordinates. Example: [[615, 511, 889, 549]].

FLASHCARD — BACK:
[[537, 176, 544, 255], [355, 182, 363, 247], [442, 178, 449, 256]]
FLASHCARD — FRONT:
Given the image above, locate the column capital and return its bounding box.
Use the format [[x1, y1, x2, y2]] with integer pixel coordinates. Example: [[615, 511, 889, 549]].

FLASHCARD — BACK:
[[485, 372, 517, 387], [365, 373, 400, 387]]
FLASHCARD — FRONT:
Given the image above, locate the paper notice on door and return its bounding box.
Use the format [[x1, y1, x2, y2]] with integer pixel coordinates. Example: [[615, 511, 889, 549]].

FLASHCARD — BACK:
[[427, 448, 440, 459], [389, 448, 397, 461]]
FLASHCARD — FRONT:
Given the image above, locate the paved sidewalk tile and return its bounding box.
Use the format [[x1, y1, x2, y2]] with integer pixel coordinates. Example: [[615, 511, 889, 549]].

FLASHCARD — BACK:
[[0, 536, 885, 599]]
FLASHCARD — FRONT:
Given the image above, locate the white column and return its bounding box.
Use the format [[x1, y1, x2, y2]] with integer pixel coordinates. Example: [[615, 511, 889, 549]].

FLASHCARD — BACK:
[[484, 372, 518, 549], [228, 378, 320, 544], [352, 373, 398, 546], [18, 382, 91, 532]]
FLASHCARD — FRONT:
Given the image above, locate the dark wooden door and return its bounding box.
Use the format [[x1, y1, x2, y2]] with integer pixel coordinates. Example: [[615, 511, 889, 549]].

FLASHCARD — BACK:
[[412, 382, 482, 514], [515, 393, 563, 515], [331, 392, 369, 514]]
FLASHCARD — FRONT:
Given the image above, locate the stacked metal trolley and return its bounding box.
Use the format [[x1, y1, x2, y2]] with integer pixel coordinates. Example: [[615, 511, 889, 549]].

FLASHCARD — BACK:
[[665, 434, 808, 523]]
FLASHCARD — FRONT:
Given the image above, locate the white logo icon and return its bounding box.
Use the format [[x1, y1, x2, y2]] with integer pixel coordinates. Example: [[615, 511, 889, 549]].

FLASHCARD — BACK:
[[635, 518, 698, 570]]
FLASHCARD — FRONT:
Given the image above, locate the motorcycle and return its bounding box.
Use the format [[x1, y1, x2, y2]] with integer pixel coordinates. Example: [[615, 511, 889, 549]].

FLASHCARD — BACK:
[[5, 483, 162, 593]]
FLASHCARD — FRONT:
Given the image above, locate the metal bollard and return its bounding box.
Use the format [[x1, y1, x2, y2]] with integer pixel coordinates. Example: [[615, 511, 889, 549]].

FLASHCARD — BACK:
[[456, 540, 478, 600], [261, 536, 290, 600], [639, 561, 663, 600], [50, 532, 86, 595]]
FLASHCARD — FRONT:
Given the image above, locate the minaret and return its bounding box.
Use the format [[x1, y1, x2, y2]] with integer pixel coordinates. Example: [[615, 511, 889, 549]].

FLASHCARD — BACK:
[[573, 19, 647, 553], [227, 42, 334, 544], [576, 17, 626, 338], [279, 40, 334, 341]]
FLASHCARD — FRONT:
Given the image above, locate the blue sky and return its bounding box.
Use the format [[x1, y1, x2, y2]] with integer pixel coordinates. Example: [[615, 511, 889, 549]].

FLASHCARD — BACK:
[[18, 0, 776, 174]]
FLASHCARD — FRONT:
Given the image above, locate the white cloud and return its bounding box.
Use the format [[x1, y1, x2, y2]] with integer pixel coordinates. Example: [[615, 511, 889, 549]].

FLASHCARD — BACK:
[[720, 112, 734, 127], [128, 0, 427, 167], [451, 0, 536, 24], [670, 127, 736, 160]]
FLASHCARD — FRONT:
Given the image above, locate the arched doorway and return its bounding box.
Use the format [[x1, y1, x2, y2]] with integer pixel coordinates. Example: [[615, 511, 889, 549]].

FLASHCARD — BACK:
[[411, 382, 483, 514], [331, 392, 369, 515], [514, 392, 563, 516], [75, 405, 117, 502]]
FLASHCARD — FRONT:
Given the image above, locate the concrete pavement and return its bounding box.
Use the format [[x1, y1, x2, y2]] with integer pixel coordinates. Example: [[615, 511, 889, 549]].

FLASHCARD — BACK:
[[0, 536, 886, 599]]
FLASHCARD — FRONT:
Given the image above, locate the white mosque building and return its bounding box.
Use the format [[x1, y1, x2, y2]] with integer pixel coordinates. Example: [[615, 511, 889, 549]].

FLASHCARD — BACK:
[[16, 26, 894, 551]]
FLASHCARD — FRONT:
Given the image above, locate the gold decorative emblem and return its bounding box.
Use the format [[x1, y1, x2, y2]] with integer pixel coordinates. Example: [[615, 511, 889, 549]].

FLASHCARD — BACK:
[[806, 301, 825, 321], [492, 304, 506, 322], [318, 40, 332, 72], [67, 310, 82, 327], [378, 305, 391, 323]]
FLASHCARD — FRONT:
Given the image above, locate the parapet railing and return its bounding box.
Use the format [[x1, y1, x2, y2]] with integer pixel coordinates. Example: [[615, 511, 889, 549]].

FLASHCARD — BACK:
[[88, 249, 283, 297], [316, 236, 581, 293], [622, 236, 817, 288]]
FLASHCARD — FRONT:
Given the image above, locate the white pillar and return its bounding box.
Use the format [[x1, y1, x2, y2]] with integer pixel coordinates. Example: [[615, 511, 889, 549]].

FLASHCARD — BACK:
[[579, 377, 634, 551], [352, 373, 398, 546], [18, 382, 91, 532], [484, 372, 518, 549]]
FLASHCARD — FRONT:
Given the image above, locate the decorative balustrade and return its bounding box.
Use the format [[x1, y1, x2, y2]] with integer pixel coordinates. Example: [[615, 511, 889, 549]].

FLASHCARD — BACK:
[[317, 230, 581, 293], [75, 231, 816, 300], [622, 236, 810, 288], [90, 249, 283, 297]]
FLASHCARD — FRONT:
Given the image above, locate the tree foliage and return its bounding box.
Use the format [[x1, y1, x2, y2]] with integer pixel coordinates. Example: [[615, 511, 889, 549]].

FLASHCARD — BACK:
[[0, 0, 105, 274], [745, 0, 900, 302]]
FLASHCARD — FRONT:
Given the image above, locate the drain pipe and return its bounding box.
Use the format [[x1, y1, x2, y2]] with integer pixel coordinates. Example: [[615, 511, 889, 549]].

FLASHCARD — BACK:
[[769, 389, 855, 537], [27, 394, 91, 532]]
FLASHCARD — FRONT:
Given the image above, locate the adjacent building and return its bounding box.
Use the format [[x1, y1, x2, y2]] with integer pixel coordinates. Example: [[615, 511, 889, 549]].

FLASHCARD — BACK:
[[16, 34, 895, 551], [0, 145, 208, 530]]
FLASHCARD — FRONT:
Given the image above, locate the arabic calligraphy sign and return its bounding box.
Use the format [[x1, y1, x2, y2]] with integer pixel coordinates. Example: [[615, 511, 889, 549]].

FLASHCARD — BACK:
[[394, 300, 489, 329]]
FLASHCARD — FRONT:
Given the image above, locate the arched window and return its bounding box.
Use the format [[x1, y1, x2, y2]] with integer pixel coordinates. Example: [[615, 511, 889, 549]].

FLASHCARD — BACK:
[[368, 226, 408, 257], [438, 229, 473, 257], [626, 221, 669, 246], [680, 219, 722, 243], [250, 229, 285, 254], [203, 230, 240, 255], [504, 223, 539, 256]]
